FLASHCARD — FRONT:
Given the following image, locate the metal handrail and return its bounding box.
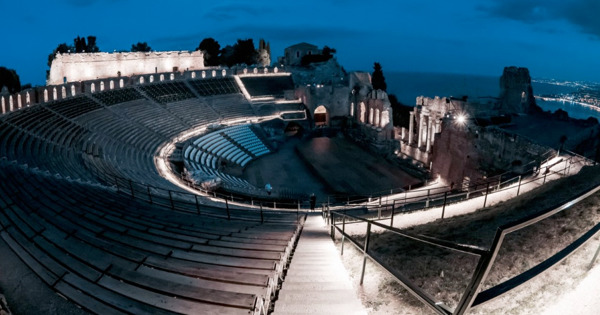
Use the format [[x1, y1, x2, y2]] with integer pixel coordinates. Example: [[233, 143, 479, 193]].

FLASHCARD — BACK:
[[330, 168, 600, 315]]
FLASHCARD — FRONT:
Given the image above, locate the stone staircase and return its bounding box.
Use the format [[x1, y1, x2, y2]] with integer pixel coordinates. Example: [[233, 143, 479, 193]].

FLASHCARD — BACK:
[[273, 213, 367, 314]]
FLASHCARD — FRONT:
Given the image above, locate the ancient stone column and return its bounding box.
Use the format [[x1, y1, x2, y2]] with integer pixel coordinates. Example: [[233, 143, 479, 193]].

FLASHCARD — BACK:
[[426, 116, 432, 152], [417, 114, 424, 148], [408, 112, 414, 144]]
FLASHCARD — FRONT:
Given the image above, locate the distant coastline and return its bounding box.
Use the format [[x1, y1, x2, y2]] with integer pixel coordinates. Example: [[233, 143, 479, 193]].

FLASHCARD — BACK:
[[385, 71, 599, 120]]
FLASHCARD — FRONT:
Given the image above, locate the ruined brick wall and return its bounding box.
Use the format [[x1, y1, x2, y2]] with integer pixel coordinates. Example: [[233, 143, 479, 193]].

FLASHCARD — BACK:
[[48, 51, 205, 85]]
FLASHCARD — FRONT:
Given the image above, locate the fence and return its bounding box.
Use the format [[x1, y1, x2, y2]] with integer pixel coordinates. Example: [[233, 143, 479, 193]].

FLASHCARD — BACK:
[[326, 167, 600, 314], [325, 151, 593, 225], [86, 164, 306, 222]]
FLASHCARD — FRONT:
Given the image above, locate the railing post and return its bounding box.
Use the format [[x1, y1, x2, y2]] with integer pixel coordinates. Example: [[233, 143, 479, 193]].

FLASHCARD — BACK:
[[483, 182, 490, 208], [390, 200, 395, 227], [168, 190, 174, 209], [516, 175, 522, 196], [441, 191, 448, 219], [225, 198, 230, 220], [259, 203, 263, 223], [129, 180, 134, 197], [359, 222, 372, 285], [147, 186, 152, 204], [341, 215, 346, 255], [194, 194, 200, 215], [543, 171, 548, 184], [497, 174, 502, 190], [425, 189, 430, 208], [330, 212, 335, 239]]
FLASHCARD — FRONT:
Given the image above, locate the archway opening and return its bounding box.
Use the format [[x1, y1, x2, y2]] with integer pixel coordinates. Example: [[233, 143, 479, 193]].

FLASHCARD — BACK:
[[314, 105, 328, 127], [284, 121, 304, 137]]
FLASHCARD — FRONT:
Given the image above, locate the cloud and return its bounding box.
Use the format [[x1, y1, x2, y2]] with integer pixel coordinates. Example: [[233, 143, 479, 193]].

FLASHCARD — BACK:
[[217, 24, 366, 42], [480, 0, 600, 38], [202, 3, 273, 21]]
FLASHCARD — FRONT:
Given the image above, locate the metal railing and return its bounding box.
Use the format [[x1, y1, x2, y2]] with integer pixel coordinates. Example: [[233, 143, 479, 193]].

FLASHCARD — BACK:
[[327, 172, 600, 314], [325, 153, 593, 224]]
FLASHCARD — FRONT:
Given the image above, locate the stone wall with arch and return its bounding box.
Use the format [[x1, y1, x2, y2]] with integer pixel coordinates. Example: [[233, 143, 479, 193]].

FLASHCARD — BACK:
[[0, 66, 290, 116]]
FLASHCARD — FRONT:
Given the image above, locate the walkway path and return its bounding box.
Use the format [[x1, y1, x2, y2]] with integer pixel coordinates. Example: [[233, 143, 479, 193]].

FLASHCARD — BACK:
[[273, 213, 367, 315]]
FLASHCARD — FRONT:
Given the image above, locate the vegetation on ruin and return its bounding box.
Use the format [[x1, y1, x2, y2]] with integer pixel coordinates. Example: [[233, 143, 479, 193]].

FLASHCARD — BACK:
[[196, 37, 268, 67], [47, 35, 100, 67], [300, 46, 336, 66], [371, 62, 387, 91], [131, 42, 152, 52], [0, 67, 21, 94]]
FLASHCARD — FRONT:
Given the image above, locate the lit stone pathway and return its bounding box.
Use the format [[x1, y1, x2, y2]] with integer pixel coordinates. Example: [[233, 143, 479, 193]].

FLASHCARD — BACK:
[[273, 213, 367, 315]]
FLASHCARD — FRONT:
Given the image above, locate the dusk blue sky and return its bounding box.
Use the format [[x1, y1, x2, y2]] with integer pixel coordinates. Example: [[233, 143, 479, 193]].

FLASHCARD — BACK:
[[2, 0, 599, 86]]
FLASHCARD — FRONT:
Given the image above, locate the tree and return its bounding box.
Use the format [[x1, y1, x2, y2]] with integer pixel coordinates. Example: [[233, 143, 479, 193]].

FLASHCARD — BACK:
[[372, 62, 387, 91], [197, 38, 221, 66], [131, 42, 152, 52], [0, 67, 21, 94], [48, 35, 100, 67], [231, 39, 257, 66], [48, 43, 72, 67]]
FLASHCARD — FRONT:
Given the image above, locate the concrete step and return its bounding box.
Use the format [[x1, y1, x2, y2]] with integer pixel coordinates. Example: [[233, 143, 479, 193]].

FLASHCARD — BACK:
[[273, 301, 366, 315], [277, 289, 358, 302]]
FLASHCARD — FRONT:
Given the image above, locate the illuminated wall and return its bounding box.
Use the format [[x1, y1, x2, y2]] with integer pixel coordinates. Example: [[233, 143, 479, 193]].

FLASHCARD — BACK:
[[48, 50, 205, 85]]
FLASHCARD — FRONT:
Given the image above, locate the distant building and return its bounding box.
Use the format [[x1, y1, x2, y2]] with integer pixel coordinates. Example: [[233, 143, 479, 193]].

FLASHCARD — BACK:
[[280, 43, 320, 66]]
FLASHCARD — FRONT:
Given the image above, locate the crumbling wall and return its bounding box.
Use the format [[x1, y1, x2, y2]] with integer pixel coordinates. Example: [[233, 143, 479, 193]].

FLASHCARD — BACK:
[[48, 51, 205, 85]]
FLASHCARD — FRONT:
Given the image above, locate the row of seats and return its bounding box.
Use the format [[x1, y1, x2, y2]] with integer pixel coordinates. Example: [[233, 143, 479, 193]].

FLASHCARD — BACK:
[[0, 160, 301, 314], [139, 82, 196, 104], [183, 124, 272, 192], [92, 87, 145, 106], [188, 77, 241, 97]]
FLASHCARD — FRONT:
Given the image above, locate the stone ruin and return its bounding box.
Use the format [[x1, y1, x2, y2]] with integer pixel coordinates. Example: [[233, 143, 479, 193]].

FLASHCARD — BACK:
[[499, 66, 537, 114]]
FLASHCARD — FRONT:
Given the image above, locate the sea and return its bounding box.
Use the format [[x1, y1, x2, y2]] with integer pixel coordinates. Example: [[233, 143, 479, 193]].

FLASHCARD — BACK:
[[385, 72, 600, 120]]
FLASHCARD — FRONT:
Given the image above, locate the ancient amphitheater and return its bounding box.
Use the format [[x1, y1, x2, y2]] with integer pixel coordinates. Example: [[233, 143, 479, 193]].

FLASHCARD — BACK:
[[0, 50, 599, 315]]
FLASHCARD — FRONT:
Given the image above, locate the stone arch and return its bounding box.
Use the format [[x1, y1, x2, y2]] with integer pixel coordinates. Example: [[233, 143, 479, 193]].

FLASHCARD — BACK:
[[150, 75, 154, 83], [263, 68, 268, 74], [9, 95, 13, 111], [26, 92, 31, 105], [139, 77, 145, 84], [191, 72, 196, 79], [53, 88, 58, 100], [100, 81, 105, 91], [62, 86, 67, 98], [221, 69, 226, 76], [91, 83, 96, 93], [368, 107, 374, 125], [350, 102, 354, 117], [44, 89, 49, 101], [211, 70, 216, 77], [71, 85, 76, 96], [253, 68, 258, 74], [160, 74, 165, 81], [314, 105, 329, 127], [170, 73, 175, 80], [1, 97, 4, 113], [109, 80, 114, 89], [119, 78, 124, 88], [17, 94, 22, 109], [243, 68, 248, 75], [202, 71, 206, 78], [274, 67, 279, 73], [374, 108, 380, 127]]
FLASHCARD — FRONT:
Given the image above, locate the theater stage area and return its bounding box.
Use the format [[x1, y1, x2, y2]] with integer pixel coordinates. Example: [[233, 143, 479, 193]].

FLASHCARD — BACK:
[[242, 135, 422, 201]]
